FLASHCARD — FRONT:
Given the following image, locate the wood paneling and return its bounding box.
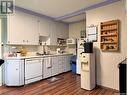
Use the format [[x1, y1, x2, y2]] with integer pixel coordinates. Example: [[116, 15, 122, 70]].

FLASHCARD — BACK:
[[0, 72, 119, 95]]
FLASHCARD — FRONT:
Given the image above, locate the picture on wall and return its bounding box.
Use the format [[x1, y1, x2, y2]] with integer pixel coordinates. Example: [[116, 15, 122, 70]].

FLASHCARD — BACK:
[[80, 30, 86, 38], [86, 26, 98, 42]]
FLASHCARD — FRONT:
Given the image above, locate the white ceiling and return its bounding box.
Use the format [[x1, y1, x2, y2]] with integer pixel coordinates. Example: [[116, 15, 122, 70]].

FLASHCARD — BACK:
[[15, 0, 107, 23]]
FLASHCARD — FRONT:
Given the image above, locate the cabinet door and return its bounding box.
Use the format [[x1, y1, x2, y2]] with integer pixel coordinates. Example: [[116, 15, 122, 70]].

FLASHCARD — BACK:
[[62, 55, 70, 73], [56, 23, 69, 39], [58, 56, 64, 74], [65, 55, 71, 72], [38, 18, 50, 36], [58, 55, 71, 74], [8, 11, 39, 45], [23, 13, 39, 45], [7, 11, 25, 44], [62, 24, 69, 39], [43, 57, 52, 79], [49, 21, 57, 45], [51, 57, 59, 76], [5, 59, 24, 86]]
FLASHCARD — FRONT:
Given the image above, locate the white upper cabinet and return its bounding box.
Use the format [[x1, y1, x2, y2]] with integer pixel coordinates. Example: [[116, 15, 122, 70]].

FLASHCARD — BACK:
[[38, 17, 50, 37], [22, 13, 39, 45], [47, 21, 57, 45], [7, 11, 25, 44], [6, 10, 69, 45], [7, 11, 39, 45], [56, 22, 69, 39], [47, 21, 69, 45]]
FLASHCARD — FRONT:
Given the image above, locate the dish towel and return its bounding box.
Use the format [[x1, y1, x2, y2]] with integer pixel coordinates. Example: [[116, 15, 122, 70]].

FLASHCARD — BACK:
[[46, 57, 52, 68]]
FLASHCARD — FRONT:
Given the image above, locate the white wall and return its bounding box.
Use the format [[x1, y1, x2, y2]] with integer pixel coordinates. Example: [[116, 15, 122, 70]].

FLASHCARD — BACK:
[[69, 21, 86, 39], [86, 0, 126, 90]]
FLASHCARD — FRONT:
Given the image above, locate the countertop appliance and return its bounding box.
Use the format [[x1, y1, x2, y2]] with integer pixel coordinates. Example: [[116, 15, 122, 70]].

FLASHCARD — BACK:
[[119, 58, 127, 94], [76, 38, 86, 74], [80, 53, 95, 90], [67, 38, 75, 45]]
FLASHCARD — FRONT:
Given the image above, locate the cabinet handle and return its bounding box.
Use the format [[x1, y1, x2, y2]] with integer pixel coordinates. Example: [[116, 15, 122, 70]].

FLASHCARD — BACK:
[[48, 66, 52, 68], [23, 40, 25, 42], [26, 59, 33, 61], [27, 40, 28, 43], [26, 59, 41, 62], [50, 58, 52, 67]]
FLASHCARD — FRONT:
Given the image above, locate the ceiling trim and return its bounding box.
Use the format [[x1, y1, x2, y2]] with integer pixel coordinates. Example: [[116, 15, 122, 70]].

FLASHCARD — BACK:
[[69, 19, 86, 24], [15, 6, 55, 20], [55, 0, 121, 21], [15, 0, 120, 23], [15, 6, 69, 24]]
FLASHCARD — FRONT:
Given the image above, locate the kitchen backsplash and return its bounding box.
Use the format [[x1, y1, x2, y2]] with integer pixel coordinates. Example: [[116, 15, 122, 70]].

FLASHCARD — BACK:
[[66, 44, 76, 55], [3, 45, 68, 57]]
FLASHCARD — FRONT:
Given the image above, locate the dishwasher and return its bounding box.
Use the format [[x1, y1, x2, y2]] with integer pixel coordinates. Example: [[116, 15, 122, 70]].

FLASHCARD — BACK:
[[25, 58, 43, 84]]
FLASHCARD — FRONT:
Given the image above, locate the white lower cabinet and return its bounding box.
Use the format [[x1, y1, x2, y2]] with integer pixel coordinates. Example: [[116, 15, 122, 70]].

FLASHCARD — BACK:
[[43, 55, 72, 79], [4, 59, 24, 86], [25, 58, 42, 84], [58, 55, 71, 74], [58, 56, 64, 74], [4, 55, 72, 86], [51, 57, 59, 76], [43, 57, 52, 79], [65, 55, 71, 72]]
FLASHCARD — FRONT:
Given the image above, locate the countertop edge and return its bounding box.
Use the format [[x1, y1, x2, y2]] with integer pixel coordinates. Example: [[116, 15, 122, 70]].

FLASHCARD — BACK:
[[4, 53, 73, 60]]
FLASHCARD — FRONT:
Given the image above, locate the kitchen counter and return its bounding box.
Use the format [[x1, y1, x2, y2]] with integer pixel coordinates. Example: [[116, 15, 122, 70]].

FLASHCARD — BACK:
[[4, 53, 73, 60], [4, 53, 72, 86]]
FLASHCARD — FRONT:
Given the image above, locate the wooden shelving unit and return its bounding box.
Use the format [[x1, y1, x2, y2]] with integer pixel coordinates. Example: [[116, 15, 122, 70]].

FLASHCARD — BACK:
[[100, 20, 119, 51]]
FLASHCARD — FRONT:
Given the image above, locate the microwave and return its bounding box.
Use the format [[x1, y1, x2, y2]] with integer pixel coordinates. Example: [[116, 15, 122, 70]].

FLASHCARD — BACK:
[[67, 38, 75, 45]]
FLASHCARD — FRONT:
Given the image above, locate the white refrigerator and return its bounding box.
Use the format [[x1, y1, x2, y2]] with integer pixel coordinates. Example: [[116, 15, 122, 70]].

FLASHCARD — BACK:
[[76, 38, 85, 74]]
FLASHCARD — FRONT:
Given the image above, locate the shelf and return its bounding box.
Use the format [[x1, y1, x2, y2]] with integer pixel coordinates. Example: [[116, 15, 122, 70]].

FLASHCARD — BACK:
[[101, 34, 117, 37], [101, 28, 117, 31], [101, 49, 118, 52], [101, 42, 117, 44], [100, 20, 119, 52], [101, 20, 118, 26]]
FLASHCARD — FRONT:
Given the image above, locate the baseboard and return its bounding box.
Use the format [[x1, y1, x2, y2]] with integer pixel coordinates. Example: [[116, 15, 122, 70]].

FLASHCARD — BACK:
[[97, 85, 119, 92]]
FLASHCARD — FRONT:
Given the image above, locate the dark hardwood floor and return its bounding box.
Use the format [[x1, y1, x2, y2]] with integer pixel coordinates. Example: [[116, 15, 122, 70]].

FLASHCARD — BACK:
[[0, 72, 119, 95]]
